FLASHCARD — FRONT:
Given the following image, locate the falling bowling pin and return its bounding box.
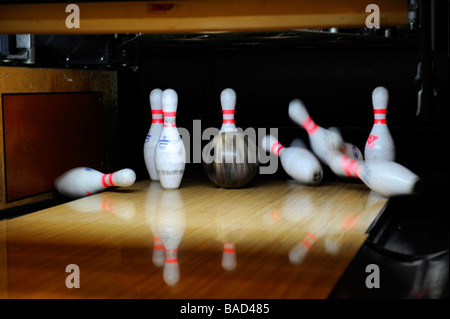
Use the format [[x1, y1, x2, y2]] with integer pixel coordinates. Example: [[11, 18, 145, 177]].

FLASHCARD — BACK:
[[220, 88, 238, 133], [144, 88, 163, 181], [328, 151, 421, 197], [155, 89, 186, 189], [262, 135, 323, 185], [288, 99, 344, 165], [365, 86, 395, 161], [54, 167, 136, 199], [328, 127, 364, 160]]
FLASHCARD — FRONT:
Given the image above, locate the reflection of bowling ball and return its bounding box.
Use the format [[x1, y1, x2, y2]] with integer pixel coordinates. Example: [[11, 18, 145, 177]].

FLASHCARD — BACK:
[[202, 131, 259, 188]]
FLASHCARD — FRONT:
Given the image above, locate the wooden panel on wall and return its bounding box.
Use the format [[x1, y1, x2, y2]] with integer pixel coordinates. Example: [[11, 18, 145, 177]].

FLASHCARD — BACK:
[[0, 66, 118, 211], [3, 92, 104, 202]]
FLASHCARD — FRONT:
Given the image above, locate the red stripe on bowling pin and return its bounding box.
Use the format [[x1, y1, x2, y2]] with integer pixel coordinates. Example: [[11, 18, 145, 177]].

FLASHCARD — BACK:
[[152, 110, 163, 124], [340, 156, 360, 178], [101, 173, 116, 187], [222, 110, 235, 115], [301, 116, 318, 135], [373, 108, 387, 124], [163, 112, 177, 128], [270, 142, 284, 156], [222, 119, 235, 124], [163, 111, 177, 117]]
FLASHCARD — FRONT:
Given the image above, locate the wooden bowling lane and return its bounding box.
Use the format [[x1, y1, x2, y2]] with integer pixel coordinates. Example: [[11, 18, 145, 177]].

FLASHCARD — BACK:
[[0, 178, 387, 299]]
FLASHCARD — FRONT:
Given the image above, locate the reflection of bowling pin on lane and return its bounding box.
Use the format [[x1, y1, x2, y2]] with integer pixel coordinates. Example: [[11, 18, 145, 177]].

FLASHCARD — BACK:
[[144, 88, 164, 181], [289, 228, 325, 266], [365, 86, 395, 161], [222, 243, 237, 271], [262, 135, 323, 185], [156, 190, 186, 286], [67, 193, 137, 220], [155, 89, 186, 190], [144, 182, 165, 268], [328, 151, 421, 197], [54, 167, 136, 199], [288, 99, 344, 165], [220, 88, 238, 133]]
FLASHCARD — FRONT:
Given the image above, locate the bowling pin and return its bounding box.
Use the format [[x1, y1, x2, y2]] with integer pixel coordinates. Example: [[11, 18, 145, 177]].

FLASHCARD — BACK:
[[155, 89, 186, 189], [220, 88, 238, 133], [328, 127, 364, 160], [156, 190, 186, 286], [288, 99, 344, 165], [144, 88, 163, 181], [365, 86, 395, 161], [262, 135, 323, 185], [54, 167, 136, 199], [328, 151, 421, 197]]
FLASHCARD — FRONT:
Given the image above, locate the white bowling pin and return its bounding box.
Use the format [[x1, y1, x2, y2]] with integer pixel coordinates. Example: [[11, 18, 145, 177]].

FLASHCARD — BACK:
[[288, 99, 344, 165], [155, 89, 186, 189], [144, 88, 163, 181], [156, 190, 186, 286], [54, 167, 136, 199], [328, 151, 421, 197], [262, 135, 323, 185], [364, 86, 395, 161], [328, 127, 364, 160], [220, 88, 238, 133]]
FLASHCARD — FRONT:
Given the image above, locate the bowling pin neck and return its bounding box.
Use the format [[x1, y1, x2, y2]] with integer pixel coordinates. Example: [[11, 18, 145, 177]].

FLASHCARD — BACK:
[[163, 111, 177, 128], [220, 109, 237, 132], [270, 141, 285, 157], [301, 116, 319, 135], [105, 168, 136, 187], [152, 109, 163, 124], [165, 248, 178, 263], [222, 109, 235, 122], [373, 108, 387, 125]]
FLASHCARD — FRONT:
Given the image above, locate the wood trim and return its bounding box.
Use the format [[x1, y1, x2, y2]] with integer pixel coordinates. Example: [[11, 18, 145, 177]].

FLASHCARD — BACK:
[[0, 0, 408, 34], [0, 66, 118, 211]]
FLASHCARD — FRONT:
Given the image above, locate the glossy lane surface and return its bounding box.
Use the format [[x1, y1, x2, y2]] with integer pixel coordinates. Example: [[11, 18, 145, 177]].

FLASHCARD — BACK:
[[0, 178, 387, 299]]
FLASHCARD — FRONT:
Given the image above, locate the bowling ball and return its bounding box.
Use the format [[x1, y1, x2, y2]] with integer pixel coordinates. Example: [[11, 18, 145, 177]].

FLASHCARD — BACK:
[[202, 131, 259, 188]]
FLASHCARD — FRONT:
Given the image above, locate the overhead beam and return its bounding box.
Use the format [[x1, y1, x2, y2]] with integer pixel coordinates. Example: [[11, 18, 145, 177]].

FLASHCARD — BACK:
[[0, 0, 408, 34]]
